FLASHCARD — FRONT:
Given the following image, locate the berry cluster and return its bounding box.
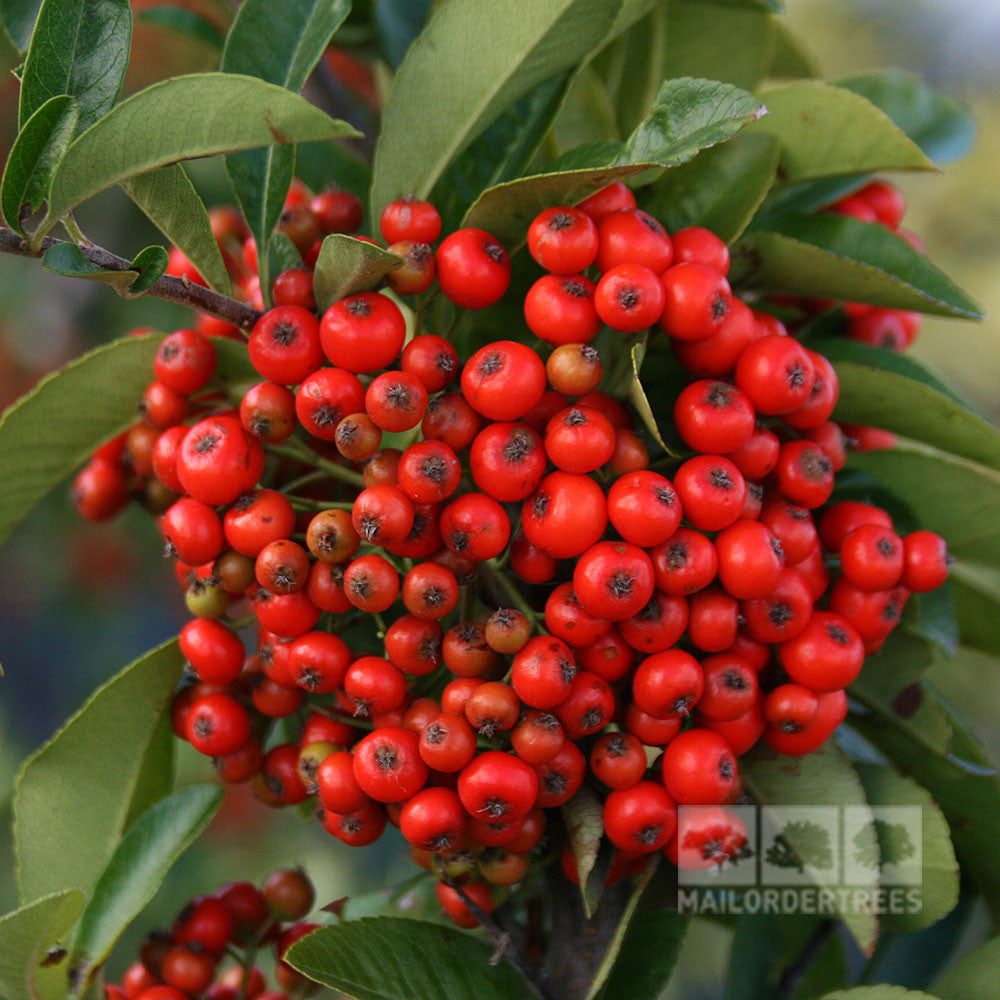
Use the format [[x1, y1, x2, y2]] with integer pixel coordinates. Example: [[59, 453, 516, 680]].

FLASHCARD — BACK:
[[105, 869, 318, 1000], [71, 176, 951, 923]]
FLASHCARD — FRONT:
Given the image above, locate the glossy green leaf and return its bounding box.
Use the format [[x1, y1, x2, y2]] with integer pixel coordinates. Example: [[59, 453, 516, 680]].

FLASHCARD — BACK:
[[14, 637, 182, 905], [835, 71, 976, 166], [371, 0, 621, 220], [640, 132, 780, 242], [849, 445, 1000, 566], [742, 742, 878, 953], [223, 0, 352, 304], [808, 339, 1000, 471], [41, 242, 167, 298], [19, 0, 131, 135], [0, 334, 166, 546], [747, 81, 933, 181], [122, 165, 233, 295], [287, 917, 536, 1000], [822, 989, 939, 1000], [1, 95, 78, 233], [769, 21, 817, 79], [658, 1, 776, 91], [375, 0, 433, 68], [734, 214, 983, 319], [312, 235, 403, 311], [0, 890, 85, 1000], [44, 73, 359, 224], [67, 785, 223, 996], [563, 785, 605, 918], [934, 936, 1000, 1000], [137, 4, 224, 49], [855, 764, 959, 932], [463, 77, 763, 246], [0, 0, 43, 52], [950, 561, 1000, 657]]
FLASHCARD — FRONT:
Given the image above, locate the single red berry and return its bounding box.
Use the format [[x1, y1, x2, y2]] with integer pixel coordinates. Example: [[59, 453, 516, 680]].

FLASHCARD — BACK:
[[461, 340, 546, 421], [603, 781, 678, 853], [573, 541, 656, 622], [320, 292, 406, 373], [380, 196, 442, 244], [901, 530, 950, 592], [595, 209, 673, 274], [659, 263, 732, 342], [436, 228, 510, 308], [594, 263, 665, 333], [248, 306, 322, 385], [353, 726, 427, 802], [661, 729, 738, 805]]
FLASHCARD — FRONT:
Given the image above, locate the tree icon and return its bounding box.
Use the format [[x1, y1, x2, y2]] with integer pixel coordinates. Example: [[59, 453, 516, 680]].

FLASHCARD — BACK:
[[853, 820, 917, 871], [765, 821, 834, 873]]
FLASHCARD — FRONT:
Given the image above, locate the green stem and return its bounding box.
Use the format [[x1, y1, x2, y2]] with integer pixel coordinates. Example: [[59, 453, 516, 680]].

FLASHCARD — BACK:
[[62, 213, 92, 246], [484, 561, 542, 626], [266, 439, 366, 488]]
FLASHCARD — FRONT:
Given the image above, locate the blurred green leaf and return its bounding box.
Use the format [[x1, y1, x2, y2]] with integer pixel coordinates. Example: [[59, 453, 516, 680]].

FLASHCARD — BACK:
[[0, 890, 85, 1000], [223, 0, 352, 305], [808, 339, 1000, 471], [934, 936, 1000, 1000], [375, 0, 432, 68], [835, 71, 976, 166], [640, 132, 780, 242], [1, 94, 78, 233], [748, 81, 933, 181], [743, 743, 878, 953], [822, 989, 939, 1000], [950, 562, 1000, 657], [14, 637, 183, 905], [0, 0, 43, 52], [370, 0, 621, 220], [312, 235, 403, 311], [734, 214, 983, 319], [855, 764, 959, 932], [769, 21, 817, 78], [41, 242, 168, 298], [67, 785, 223, 996], [296, 141, 371, 201], [270, 231, 304, 279], [44, 73, 358, 225], [122, 164, 233, 295], [0, 333, 164, 547], [563, 786, 605, 918], [287, 917, 537, 1000], [137, 4, 224, 49], [19, 0, 131, 134]]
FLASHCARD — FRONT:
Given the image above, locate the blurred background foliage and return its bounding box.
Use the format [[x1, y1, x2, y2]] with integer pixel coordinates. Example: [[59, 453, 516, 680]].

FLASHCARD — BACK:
[[0, 0, 998, 993]]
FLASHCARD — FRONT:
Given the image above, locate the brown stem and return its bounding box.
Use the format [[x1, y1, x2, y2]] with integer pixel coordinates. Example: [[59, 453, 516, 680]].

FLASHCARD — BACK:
[[0, 226, 263, 331]]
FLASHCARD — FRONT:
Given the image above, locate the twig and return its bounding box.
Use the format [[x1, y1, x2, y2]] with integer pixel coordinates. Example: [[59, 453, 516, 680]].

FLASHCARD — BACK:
[[776, 918, 837, 998], [0, 225, 263, 330]]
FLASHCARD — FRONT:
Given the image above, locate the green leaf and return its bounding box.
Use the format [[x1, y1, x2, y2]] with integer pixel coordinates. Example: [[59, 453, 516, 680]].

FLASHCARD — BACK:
[[562, 785, 605, 918], [629, 340, 673, 454], [0, 333, 163, 547], [14, 637, 183, 905], [312, 235, 404, 311], [463, 77, 763, 247], [44, 73, 359, 225], [138, 4, 225, 49], [0, 890, 85, 1000], [0, 0, 43, 52], [640, 132, 780, 243], [742, 742, 878, 953], [950, 561, 1000, 658], [658, 1, 776, 91], [849, 445, 1000, 567], [286, 917, 537, 1000], [296, 141, 371, 200], [375, 0, 433, 69], [807, 339, 1000, 471], [821, 989, 940, 1000], [1, 95, 78, 233], [122, 164, 233, 296], [222, 0, 352, 305], [934, 936, 1000, 1000], [270, 231, 304, 277], [835, 71, 976, 166], [41, 242, 167, 299], [67, 785, 223, 996], [854, 763, 959, 932], [747, 81, 933, 181], [733, 214, 983, 319], [593, 906, 686, 1000], [19, 0, 132, 135], [370, 0, 621, 220], [768, 21, 817, 79]]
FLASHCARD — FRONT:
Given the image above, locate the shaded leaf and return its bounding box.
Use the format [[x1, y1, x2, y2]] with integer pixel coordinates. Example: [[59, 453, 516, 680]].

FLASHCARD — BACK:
[[44, 73, 359, 224], [835, 71, 976, 166], [375, 0, 433, 69], [934, 936, 1000, 1000], [628, 340, 672, 454], [733, 213, 983, 319], [312, 235, 403, 311], [68, 785, 223, 996], [769, 21, 817, 79], [122, 164, 233, 295], [296, 141, 371, 201], [950, 561, 1000, 657], [370, 0, 621, 220], [0, 333, 164, 546], [822, 990, 940, 1000], [0, 0, 43, 52], [137, 4, 224, 49], [742, 742, 878, 953], [287, 917, 536, 1000], [14, 637, 183, 905], [0, 890, 85, 1000], [1, 94, 78, 233], [41, 242, 167, 299], [19, 0, 131, 135], [640, 132, 780, 243], [562, 785, 605, 918], [747, 81, 933, 181]]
